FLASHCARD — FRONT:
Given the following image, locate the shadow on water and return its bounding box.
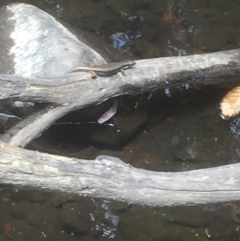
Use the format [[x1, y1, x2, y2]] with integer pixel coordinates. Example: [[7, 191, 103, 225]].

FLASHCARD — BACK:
[[1, 0, 240, 240]]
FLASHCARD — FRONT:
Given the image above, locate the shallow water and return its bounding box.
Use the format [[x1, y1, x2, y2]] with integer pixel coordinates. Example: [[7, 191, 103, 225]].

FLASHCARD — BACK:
[[1, 0, 240, 240]]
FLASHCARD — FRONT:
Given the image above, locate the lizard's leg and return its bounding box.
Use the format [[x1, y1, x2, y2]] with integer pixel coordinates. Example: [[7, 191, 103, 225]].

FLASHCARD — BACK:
[[120, 69, 126, 76], [89, 71, 97, 79]]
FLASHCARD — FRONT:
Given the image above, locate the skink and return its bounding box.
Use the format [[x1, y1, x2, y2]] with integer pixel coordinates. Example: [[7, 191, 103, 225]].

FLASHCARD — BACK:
[[66, 60, 136, 77]]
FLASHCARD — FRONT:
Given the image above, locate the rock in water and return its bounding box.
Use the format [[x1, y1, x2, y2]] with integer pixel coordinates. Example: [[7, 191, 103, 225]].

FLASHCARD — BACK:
[[0, 3, 107, 78]]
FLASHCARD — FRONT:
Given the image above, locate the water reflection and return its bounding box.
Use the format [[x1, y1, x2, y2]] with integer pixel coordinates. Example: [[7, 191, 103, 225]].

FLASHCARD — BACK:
[[230, 115, 240, 139], [111, 32, 132, 52], [1, 0, 240, 240]]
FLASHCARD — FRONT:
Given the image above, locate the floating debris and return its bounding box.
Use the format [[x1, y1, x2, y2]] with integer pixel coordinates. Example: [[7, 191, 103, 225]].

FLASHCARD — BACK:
[[220, 86, 240, 120], [98, 100, 118, 124]]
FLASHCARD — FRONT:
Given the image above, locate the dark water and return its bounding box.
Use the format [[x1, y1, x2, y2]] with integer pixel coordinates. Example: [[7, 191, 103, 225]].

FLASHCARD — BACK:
[[1, 0, 240, 240]]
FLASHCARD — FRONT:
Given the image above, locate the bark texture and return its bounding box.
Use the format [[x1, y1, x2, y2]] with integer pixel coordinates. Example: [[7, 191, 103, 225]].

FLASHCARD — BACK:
[[1, 141, 240, 207], [1, 50, 240, 207], [1, 50, 240, 147]]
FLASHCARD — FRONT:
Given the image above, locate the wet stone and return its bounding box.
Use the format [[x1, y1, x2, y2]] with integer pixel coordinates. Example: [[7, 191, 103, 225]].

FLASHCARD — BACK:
[[229, 115, 240, 138], [61, 202, 96, 236], [134, 39, 162, 58], [10, 201, 39, 220], [164, 206, 218, 228], [104, 0, 133, 16], [28, 214, 41, 226], [129, 145, 166, 170], [50, 194, 79, 208], [107, 200, 132, 213], [118, 206, 190, 241], [10, 190, 48, 203], [189, 26, 233, 51]]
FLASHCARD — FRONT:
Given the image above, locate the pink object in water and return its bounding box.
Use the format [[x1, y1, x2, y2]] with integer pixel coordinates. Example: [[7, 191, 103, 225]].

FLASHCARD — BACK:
[[97, 100, 118, 124]]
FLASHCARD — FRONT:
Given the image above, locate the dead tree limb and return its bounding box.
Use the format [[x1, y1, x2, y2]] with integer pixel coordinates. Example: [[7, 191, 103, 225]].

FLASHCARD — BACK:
[[1, 49, 240, 147], [0, 140, 240, 207], [1, 50, 240, 206], [1, 49, 240, 103]]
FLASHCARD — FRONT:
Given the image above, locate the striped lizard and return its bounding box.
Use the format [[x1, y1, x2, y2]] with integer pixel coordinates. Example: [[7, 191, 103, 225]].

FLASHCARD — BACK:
[[66, 60, 136, 78]]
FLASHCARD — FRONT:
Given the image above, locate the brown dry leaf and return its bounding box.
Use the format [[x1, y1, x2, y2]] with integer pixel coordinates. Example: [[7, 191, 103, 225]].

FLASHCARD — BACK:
[[220, 86, 240, 119]]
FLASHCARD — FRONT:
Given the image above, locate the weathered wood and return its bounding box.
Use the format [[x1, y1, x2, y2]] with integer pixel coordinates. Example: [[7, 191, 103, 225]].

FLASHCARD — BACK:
[[1, 49, 240, 104], [1, 50, 240, 206], [0, 140, 240, 207], [2, 49, 240, 147]]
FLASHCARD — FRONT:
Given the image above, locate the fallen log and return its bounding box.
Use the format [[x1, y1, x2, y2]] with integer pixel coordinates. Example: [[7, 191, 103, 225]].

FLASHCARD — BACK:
[[1, 50, 240, 207], [1, 49, 240, 104], [1, 49, 240, 147], [0, 140, 240, 207]]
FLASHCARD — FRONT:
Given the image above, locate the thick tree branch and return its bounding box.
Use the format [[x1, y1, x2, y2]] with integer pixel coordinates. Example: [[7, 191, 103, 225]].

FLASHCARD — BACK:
[[1, 49, 240, 147], [0, 141, 240, 207], [1, 50, 240, 206], [0, 49, 240, 104]]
